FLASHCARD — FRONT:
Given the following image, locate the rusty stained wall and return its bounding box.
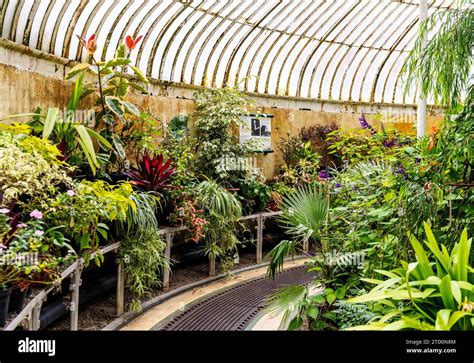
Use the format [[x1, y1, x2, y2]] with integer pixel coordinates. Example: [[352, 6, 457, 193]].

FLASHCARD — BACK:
[[0, 62, 443, 179]]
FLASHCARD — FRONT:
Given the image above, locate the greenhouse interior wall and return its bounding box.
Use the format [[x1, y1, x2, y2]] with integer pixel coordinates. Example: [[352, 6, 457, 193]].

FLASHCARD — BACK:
[[0, 40, 443, 178]]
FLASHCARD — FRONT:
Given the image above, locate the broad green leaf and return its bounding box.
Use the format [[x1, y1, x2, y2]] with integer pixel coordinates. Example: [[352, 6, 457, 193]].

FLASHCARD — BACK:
[[371, 277, 402, 292], [306, 306, 319, 320], [423, 223, 451, 274], [43, 108, 59, 139], [406, 276, 441, 287], [288, 316, 304, 330], [310, 294, 326, 304], [408, 233, 434, 278], [454, 228, 470, 281], [130, 65, 149, 84], [112, 134, 126, 159], [439, 275, 456, 310], [101, 72, 119, 85], [435, 309, 452, 330], [326, 293, 336, 305], [104, 58, 131, 68], [67, 73, 84, 113], [117, 81, 130, 98], [381, 320, 409, 330], [379, 310, 402, 323], [76, 137, 97, 175], [457, 281, 473, 291], [450, 281, 462, 305], [120, 100, 140, 116], [446, 311, 470, 330], [86, 128, 112, 149], [348, 289, 431, 303], [373, 269, 400, 279], [74, 125, 99, 173], [104, 96, 125, 122], [128, 81, 149, 94], [79, 234, 91, 249], [66, 63, 90, 79]]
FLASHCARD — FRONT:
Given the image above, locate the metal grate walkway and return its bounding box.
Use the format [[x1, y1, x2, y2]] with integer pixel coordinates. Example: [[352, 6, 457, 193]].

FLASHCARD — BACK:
[[155, 266, 314, 331]]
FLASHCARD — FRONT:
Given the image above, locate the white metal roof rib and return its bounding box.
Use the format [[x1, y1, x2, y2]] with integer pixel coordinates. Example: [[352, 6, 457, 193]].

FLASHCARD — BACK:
[[0, 0, 458, 105]]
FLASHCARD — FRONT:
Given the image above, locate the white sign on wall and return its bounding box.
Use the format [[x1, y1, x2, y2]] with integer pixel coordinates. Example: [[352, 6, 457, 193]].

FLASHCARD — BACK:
[[239, 114, 273, 151]]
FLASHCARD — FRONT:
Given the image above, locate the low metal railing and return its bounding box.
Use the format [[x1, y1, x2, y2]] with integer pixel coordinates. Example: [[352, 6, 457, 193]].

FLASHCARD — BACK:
[[2, 211, 283, 331]]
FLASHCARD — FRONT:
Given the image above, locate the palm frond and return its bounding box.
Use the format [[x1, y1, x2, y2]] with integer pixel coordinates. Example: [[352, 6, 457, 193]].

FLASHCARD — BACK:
[[277, 184, 329, 242], [265, 284, 308, 329], [265, 240, 298, 279]]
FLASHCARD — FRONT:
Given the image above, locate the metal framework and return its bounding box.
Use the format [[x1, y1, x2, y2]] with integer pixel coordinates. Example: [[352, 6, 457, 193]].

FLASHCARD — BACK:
[[0, 0, 454, 104]]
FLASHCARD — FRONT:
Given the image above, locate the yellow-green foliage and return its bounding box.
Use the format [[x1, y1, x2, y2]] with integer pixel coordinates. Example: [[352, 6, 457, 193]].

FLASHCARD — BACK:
[[0, 131, 72, 206], [76, 180, 136, 221], [0, 123, 31, 135]]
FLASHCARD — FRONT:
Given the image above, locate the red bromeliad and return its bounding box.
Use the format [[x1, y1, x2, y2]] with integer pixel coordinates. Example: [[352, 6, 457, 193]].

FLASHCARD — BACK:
[[126, 151, 176, 192], [125, 35, 143, 51]]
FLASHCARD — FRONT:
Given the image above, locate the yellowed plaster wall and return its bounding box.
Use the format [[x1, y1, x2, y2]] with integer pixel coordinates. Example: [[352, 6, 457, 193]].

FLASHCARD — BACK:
[[0, 63, 443, 179], [256, 107, 443, 178]]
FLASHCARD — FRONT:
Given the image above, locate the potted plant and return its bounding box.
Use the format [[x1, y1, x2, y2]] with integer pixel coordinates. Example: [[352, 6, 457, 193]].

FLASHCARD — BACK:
[[0, 265, 20, 326], [0, 285, 12, 327], [8, 280, 29, 313]]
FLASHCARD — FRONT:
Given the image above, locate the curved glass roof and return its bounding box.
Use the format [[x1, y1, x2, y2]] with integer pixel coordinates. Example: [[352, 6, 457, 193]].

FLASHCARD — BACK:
[[0, 0, 456, 105]]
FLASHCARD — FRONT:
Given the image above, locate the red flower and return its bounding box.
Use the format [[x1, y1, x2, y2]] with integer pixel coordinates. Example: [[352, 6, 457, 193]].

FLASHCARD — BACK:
[[77, 34, 97, 54], [125, 35, 143, 51]]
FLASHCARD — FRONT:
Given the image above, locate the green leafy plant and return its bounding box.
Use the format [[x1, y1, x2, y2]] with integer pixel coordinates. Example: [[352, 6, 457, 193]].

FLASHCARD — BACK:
[[104, 189, 170, 311], [0, 209, 76, 290], [26, 106, 112, 175], [266, 283, 355, 331], [266, 184, 329, 278], [114, 112, 162, 166], [195, 180, 242, 271], [117, 191, 166, 311], [65, 34, 150, 173], [347, 223, 473, 331], [0, 130, 72, 207], [402, 1, 473, 110], [41, 180, 135, 265], [119, 229, 167, 312], [237, 176, 271, 214], [168, 114, 189, 137], [300, 122, 340, 168], [193, 85, 259, 182]]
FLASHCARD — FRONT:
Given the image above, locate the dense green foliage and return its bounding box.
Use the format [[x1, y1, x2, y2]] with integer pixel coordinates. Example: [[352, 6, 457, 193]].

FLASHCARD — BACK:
[[402, 1, 473, 110], [348, 224, 473, 331], [194, 86, 259, 182]]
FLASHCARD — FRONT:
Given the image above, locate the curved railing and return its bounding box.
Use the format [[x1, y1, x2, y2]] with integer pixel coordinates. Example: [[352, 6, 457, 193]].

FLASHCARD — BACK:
[[2, 211, 283, 331]]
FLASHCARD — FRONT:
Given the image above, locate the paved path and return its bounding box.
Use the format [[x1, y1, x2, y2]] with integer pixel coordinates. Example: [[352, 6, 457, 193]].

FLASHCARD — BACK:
[[122, 259, 312, 331]]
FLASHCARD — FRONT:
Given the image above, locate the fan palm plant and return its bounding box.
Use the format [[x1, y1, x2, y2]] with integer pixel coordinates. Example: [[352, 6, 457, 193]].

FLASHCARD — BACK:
[[266, 184, 329, 278]]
